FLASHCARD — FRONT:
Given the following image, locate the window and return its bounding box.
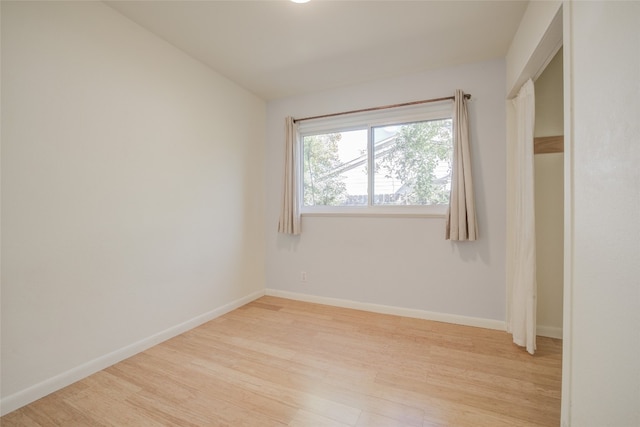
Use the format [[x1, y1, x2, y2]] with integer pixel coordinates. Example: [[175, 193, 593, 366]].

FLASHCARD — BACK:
[[299, 106, 453, 216]]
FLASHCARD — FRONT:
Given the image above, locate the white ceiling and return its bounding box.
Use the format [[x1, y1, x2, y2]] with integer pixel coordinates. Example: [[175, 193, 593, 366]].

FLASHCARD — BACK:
[[106, 1, 528, 100]]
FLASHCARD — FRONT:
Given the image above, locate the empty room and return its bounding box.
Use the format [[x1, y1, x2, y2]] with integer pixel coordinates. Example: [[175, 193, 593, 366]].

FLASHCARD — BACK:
[[1, 1, 638, 426]]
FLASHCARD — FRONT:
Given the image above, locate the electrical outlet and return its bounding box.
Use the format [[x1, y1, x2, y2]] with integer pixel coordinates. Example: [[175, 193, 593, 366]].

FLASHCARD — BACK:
[[300, 271, 307, 283]]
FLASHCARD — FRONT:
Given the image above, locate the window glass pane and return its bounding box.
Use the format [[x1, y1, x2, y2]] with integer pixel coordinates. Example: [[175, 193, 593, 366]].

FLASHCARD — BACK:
[[373, 119, 453, 206], [302, 129, 368, 206]]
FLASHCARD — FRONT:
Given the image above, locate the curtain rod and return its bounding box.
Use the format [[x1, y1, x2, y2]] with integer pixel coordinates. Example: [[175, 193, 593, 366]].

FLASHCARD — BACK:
[[293, 93, 471, 123]]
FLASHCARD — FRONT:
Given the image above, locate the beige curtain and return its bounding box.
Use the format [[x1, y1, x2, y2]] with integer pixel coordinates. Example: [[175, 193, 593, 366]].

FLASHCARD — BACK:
[[446, 89, 478, 241], [506, 79, 537, 354], [278, 116, 301, 235]]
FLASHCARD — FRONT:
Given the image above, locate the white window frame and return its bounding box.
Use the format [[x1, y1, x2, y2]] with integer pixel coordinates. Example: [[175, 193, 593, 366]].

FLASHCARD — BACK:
[[298, 102, 453, 217]]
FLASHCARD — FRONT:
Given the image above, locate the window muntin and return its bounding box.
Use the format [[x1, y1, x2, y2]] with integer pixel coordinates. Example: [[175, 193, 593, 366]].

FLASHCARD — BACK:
[[299, 107, 452, 216]]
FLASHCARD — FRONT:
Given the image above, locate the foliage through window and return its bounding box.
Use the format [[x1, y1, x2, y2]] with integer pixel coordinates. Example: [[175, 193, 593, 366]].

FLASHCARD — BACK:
[[301, 114, 453, 213]]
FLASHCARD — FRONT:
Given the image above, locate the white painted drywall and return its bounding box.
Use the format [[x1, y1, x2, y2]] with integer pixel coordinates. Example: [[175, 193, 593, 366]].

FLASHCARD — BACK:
[[535, 48, 564, 138], [506, 1, 562, 98], [534, 154, 563, 336], [564, 1, 640, 425], [266, 59, 507, 323], [1, 1, 265, 411], [534, 48, 564, 337]]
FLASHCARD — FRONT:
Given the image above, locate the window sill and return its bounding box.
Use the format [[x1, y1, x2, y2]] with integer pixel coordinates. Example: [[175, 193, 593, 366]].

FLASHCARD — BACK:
[[301, 206, 447, 218]]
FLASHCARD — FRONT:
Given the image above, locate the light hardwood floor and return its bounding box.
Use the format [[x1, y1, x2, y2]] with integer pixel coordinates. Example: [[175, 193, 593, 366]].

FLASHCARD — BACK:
[[2, 296, 562, 426]]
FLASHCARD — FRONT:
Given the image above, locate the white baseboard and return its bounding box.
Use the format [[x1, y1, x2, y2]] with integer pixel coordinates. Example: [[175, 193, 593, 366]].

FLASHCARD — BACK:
[[265, 289, 506, 331], [0, 289, 265, 416], [537, 325, 563, 339]]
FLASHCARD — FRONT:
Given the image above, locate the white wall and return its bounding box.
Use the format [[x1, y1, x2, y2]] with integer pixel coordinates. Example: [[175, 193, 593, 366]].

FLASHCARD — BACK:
[[534, 48, 564, 337], [506, 1, 562, 98], [266, 60, 507, 325], [564, 1, 640, 425], [534, 153, 563, 336], [1, 1, 265, 413], [535, 48, 564, 138]]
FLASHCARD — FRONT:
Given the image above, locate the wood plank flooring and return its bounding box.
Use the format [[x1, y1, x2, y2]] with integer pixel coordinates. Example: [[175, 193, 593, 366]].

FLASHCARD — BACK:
[[2, 296, 562, 426]]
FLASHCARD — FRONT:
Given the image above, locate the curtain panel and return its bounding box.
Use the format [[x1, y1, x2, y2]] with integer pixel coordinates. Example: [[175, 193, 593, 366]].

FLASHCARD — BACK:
[[446, 89, 478, 241], [278, 116, 301, 235], [506, 79, 537, 354]]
